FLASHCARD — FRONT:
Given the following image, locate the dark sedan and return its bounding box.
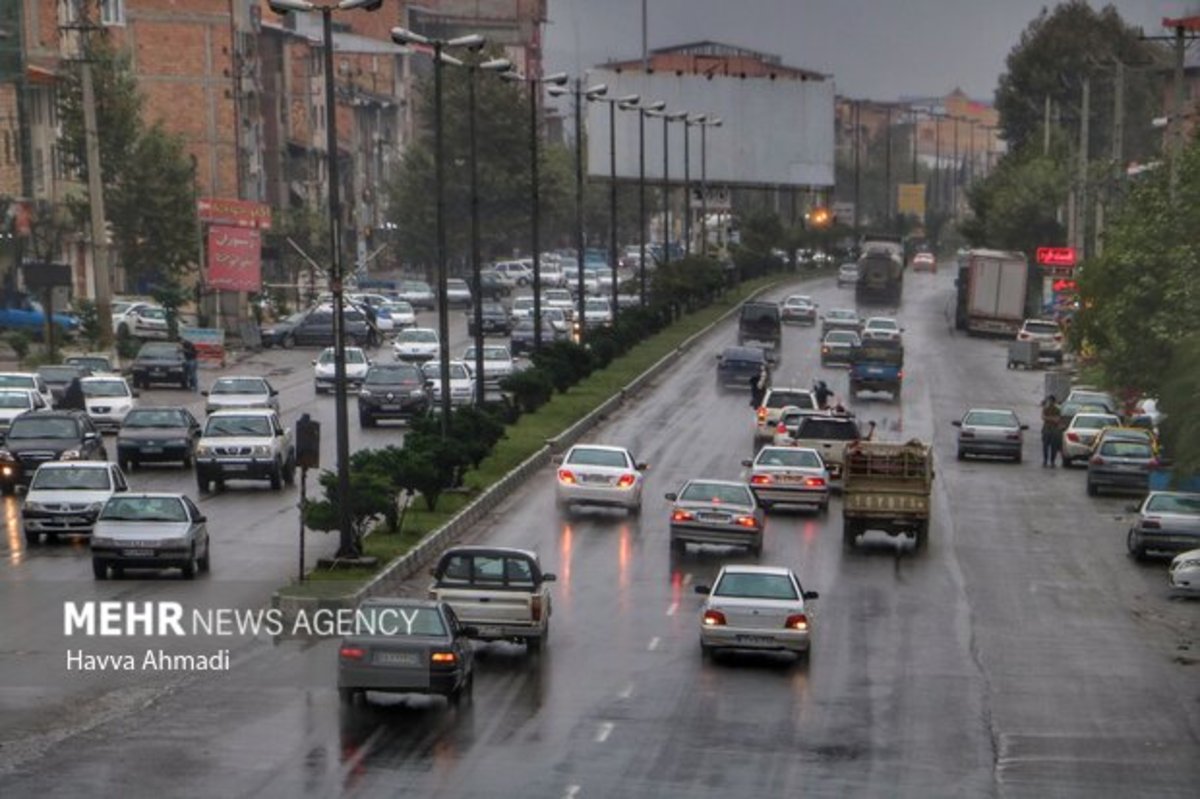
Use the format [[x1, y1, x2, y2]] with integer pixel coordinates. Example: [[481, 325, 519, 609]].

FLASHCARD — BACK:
[[38, 365, 90, 407], [820, 330, 860, 366], [288, 307, 372, 348], [510, 320, 566, 357], [131, 342, 189, 389], [467, 301, 512, 337], [117, 407, 202, 470], [716, 346, 767, 390], [0, 410, 108, 492], [261, 311, 308, 349], [337, 598, 475, 707], [357, 364, 432, 426]]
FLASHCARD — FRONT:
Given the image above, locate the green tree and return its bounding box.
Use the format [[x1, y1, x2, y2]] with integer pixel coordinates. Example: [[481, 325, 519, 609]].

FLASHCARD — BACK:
[[1158, 335, 1200, 480], [994, 1, 1166, 162], [959, 140, 1067, 256]]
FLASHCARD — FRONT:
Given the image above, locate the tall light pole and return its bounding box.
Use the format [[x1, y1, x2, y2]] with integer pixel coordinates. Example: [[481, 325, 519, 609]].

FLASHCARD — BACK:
[[696, 115, 721, 255], [466, 54, 513, 407], [682, 114, 700, 256], [550, 79, 607, 343], [392, 26, 488, 433], [650, 109, 687, 266], [504, 70, 569, 353], [621, 99, 664, 307], [269, 0, 382, 560], [593, 93, 639, 323]]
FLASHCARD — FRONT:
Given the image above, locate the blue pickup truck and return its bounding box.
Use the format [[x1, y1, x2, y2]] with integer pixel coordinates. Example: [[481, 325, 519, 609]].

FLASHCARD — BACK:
[[848, 339, 903, 402], [0, 296, 80, 340]]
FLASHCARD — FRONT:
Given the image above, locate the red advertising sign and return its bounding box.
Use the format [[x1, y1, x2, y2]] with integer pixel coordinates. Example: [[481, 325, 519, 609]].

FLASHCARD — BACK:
[[1036, 247, 1076, 267], [197, 197, 272, 230], [207, 226, 262, 292]]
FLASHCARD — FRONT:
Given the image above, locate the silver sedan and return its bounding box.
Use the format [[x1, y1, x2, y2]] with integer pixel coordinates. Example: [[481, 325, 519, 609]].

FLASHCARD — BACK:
[[742, 446, 830, 513], [696, 564, 819, 659], [953, 408, 1027, 463], [1126, 492, 1200, 561], [666, 479, 764, 555]]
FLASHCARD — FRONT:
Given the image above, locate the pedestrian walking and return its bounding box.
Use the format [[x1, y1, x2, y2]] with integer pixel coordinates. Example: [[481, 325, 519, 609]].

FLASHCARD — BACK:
[[1041, 395, 1064, 467], [748, 364, 770, 409], [813, 379, 833, 410], [180, 339, 199, 391]]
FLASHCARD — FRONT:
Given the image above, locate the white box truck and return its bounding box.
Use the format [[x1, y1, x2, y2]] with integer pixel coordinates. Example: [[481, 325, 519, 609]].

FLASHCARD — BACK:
[[954, 249, 1029, 337]]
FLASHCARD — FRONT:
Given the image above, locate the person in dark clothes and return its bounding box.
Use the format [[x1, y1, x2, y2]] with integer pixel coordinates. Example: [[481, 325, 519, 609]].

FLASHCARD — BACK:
[[59, 377, 86, 410], [814, 380, 833, 410], [180, 339, 199, 391], [749, 364, 770, 409]]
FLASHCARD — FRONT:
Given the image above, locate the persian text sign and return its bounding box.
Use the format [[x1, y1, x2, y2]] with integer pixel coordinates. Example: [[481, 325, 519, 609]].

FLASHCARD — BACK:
[[197, 198, 272, 230], [1036, 247, 1076, 267], [207, 226, 262, 292]]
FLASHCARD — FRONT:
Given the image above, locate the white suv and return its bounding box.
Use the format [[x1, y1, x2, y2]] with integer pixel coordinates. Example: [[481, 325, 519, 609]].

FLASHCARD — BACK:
[[195, 409, 295, 493], [1017, 318, 1064, 363], [492, 261, 533, 287]]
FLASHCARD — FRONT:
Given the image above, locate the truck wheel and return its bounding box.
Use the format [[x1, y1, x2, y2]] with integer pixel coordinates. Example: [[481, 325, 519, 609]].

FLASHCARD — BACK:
[[92, 559, 108, 580], [526, 635, 543, 654], [843, 522, 859, 549], [914, 521, 929, 550]]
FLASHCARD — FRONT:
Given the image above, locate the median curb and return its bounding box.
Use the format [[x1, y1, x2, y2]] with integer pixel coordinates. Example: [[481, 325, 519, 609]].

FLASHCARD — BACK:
[[273, 270, 819, 613]]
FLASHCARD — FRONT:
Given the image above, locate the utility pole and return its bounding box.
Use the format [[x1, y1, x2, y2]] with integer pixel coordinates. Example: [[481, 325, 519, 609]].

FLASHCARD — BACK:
[[884, 105, 893, 225], [852, 101, 861, 235], [910, 107, 918, 184], [1078, 76, 1090, 257], [1043, 94, 1051, 157], [81, 59, 113, 351], [950, 116, 958, 219], [932, 114, 941, 212], [1112, 59, 1125, 170], [1171, 24, 1186, 200]]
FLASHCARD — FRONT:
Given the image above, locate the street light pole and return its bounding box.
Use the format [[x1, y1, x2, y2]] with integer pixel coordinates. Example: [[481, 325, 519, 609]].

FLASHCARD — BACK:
[[696, 115, 721, 257], [271, 0, 385, 559], [652, 109, 686, 266], [594, 94, 638, 325]]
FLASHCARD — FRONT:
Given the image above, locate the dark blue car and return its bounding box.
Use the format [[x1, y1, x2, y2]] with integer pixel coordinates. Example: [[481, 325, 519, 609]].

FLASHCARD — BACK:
[[716, 346, 767, 390]]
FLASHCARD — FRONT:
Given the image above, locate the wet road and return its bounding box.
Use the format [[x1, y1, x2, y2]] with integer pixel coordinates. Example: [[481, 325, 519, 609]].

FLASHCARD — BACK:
[[1, 272, 1198, 797]]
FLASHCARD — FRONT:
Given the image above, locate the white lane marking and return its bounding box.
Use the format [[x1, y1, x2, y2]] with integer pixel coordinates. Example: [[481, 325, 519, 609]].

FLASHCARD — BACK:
[[666, 601, 678, 616], [617, 682, 634, 699], [647, 636, 661, 651], [563, 785, 581, 799], [595, 722, 615, 743], [682, 573, 693, 587]]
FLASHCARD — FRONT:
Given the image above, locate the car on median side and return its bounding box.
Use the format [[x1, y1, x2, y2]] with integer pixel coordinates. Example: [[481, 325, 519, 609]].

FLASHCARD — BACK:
[[1062, 412, 1123, 466], [1087, 439, 1156, 497], [1169, 548, 1200, 595], [90, 492, 209, 580], [357, 363, 432, 426], [1126, 491, 1200, 561]]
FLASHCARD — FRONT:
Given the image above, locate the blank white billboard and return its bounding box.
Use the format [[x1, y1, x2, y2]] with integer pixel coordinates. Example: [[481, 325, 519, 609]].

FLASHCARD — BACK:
[[582, 68, 834, 188]]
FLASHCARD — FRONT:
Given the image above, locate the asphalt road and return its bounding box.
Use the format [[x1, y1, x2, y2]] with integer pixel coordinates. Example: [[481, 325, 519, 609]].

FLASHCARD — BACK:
[[1, 270, 1197, 798]]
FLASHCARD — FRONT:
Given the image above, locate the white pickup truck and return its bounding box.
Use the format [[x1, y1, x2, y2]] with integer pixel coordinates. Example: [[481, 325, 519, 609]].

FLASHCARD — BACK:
[[195, 409, 295, 493], [428, 546, 556, 653]]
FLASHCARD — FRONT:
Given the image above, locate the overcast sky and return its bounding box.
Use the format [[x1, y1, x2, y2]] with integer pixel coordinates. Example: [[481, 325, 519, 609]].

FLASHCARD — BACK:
[[544, 0, 1197, 102]]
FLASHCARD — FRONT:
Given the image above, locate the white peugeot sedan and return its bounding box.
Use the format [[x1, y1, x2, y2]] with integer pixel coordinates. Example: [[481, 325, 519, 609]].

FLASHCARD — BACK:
[[393, 327, 440, 362], [1169, 548, 1200, 596], [80, 376, 138, 432], [861, 316, 903, 342], [742, 446, 830, 513], [421, 361, 475, 406], [554, 444, 647, 515], [313, 346, 370, 394], [462, 344, 515, 384], [695, 564, 819, 660], [379, 300, 416, 331], [203, 376, 279, 415]]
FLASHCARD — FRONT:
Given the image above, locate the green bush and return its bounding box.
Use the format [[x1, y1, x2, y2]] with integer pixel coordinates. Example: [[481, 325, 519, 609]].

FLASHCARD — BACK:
[[586, 329, 619, 369], [3, 331, 31, 361], [532, 340, 593, 393], [500, 368, 554, 413], [72, 299, 102, 346]]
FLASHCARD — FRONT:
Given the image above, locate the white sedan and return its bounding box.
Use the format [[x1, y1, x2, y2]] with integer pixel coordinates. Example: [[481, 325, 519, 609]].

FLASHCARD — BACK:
[[696, 564, 819, 659], [0, 389, 47, 433], [312, 346, 370, 394], [742, 446, 830, 512], [380, 300, 417, 331], [421, 361, 475, 406], [554, 443, 646, 515], [1169, 548, 1200, 595], [462, 345, 514, 383], [861, 316, 903, 341], [393, 327, 440, 362], [203, 376, 280, 415], [80, 376, 137, 432]]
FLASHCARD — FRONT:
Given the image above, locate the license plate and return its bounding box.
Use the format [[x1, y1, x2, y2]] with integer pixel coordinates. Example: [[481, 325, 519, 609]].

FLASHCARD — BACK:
[[223, 464, 249, 471], [735, 634, 774, 643], [778, 475, 803, 484], [380, 404, 402, 411], [141, 447, 163, 454], [475, 625, 502, 638], [582, 474, 610, 484], [373, 651, 419, 666], [151, 369, 165, 376], [699, 513, 728, 523], [122, 549, 154, 557], [53, 516, 87, 525]]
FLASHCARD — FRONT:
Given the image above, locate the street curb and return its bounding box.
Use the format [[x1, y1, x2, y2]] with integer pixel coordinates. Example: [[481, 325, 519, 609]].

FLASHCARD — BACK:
[[273, 270, 820, 613]]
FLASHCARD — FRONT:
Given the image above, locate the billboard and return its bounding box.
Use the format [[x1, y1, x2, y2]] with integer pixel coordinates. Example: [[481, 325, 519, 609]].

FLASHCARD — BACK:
[[584, 69, 834, 188], [897, 183, 926, 216], [207, 226, 262, 292]]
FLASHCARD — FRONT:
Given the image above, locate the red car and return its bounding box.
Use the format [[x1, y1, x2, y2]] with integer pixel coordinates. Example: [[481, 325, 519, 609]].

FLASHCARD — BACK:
[[910, 252, 937, 273]]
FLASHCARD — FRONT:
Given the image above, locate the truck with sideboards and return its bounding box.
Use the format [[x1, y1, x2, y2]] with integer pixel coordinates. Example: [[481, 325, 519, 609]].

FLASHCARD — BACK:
[[855, 237, 904, 305], [954, 249, 1029, 337], [842, 439, 934, 550], [848, 338, 904, 402]]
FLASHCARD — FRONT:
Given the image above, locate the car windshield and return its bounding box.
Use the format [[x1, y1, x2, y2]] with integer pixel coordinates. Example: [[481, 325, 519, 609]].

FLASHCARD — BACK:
[[0, 375, 35, 389], [213, 378, 267, 395], [382, 302, 413, 314], [867, 319, 898, 330], [713, 572, 798, 600], [757, 448, 822, 469], [586, 300, 609, 310], [31, 467, 111, 491], [798, 419, 860, 439], [680, 482, 753, 505], [138, 343, 178, 358], [124, 409, 187, 428], [1100, 441, 1152, 458], [67, 358, 110, 372], [203, 416, 271, 437], [514, 298, 534, 309], [768, 392, 815, 410], [828, 310, 857, 320], [404, 282, 432, 294], [545, 291, 571, 301], [0, 392, 31, 408], [464, 347, 509, 360], [825, 332, 859, 344], [140, 307, 166, 321], [7, 417, 79, 439], [423, 363, 469, 380], [366, 365, 421, 385], [354, 605, 446, 637], [480, 303, 505, 314], [1145, 494, 1200, 514], [38, 367, 82, 382], [318, 349, 365, 365], [82, 380, 129, 398], [99, 496, 188, 522], [963, 411, 1018, 427], [400, 330, 437, 343], [1024, 321, 1059, 335], [1072, 415, 1120, 430], [566, 448, 629, 468]]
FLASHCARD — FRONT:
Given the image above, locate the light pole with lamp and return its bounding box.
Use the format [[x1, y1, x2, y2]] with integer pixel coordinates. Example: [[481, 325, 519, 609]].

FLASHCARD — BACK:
[[391, 26, 489, 433], [649, 108, 687, 266], [268, 0, 383, 560], [619, 99, 664, 306], [682, 113, 710, 257], [697, 115, 722, 255], [593, 92, 639, 323], [549, 79, 607, 343], [503, 70, 568, 352], [465, 53, 513, 407]]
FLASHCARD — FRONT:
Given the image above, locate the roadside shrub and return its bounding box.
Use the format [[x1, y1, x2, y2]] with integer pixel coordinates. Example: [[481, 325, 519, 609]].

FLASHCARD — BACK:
[[586, 329, 619, 369], [500, 368, 554, 413], [532, 340, 593, 392], [3, 330, 31, 361]]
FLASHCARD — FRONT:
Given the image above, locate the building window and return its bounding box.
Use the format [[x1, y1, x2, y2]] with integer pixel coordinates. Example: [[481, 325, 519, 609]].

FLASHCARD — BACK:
[[100, 0, 126, 26]]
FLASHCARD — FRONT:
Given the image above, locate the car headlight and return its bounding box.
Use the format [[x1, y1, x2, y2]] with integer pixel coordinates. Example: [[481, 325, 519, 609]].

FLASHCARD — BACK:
[[91, 536, 116, 548], [409, 389, 426, 398], [359, 389, 372, 398], [59, 449, 83, 461], [169, 438, 191, 447], [196, 445, 212, 457], [23, 501, 45, 513], [251, 445, 271, 456], [0, 450, 14, 463]]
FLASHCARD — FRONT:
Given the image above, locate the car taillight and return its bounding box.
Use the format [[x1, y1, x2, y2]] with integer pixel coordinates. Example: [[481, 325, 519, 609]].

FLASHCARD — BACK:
[[1141, 519, 1161, 529], [735, 515, 759, 529], [804, 477, 826, 487], [784, 613, 809, 631], [557, 469, 577, 484], [1066, 432, 1080, 443], [750, 474, 773, 485], [531, 595, 543, 621], [960, 430, 975, 438], [672, 509, 694, 522], [756, 407, 767, 422], [339, 645, 366, 661], [703, 610, 726, 626], [430, 651, 457, 664], [821, 346, 830, 354], [776, 422, 788, 434], [1018, 332, 1030, 340], [1005, 432, 1020, 440], [1091, 455, 1105, 465], [898, 370, 904, 379], [616, 473, 637, 488]]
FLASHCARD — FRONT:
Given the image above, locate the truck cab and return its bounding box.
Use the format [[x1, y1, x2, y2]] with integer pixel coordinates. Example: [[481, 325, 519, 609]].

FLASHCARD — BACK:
[[848, 339, 904, 402], [737, 301, 782, 361]]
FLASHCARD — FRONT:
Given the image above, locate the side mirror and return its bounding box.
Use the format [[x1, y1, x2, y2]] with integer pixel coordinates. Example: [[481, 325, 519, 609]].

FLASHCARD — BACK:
[[461, 626, 480, 638], [741, 459, 753, 467], [195, 515, 207, 523], [270, 389, 279, 396], [200, 390, 209, 397], [694, 585, 710, 595], [664, 492, 678, 501], [542, 572, 557, 583], [951, 420, 962, 427], [803, 590, 820, 600], [84, 431, 99, 440], [636, 462, 648, 471], [1019, 424, 1029, 431]]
